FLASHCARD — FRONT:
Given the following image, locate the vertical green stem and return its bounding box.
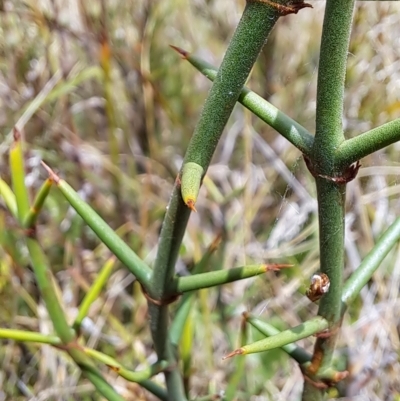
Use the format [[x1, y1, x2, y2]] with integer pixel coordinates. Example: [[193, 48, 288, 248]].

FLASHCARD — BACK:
[[306, 1, 355, 399], [312, 0, 355, 170], [149, 2, 287, 399]]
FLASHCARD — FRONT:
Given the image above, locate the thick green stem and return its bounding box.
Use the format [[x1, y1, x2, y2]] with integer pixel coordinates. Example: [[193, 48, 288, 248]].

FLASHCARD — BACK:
[[183, 1, 281, 170], [306, 1, 355, 398], [312, 0, 355, 172], [149, 2, 287, 399]]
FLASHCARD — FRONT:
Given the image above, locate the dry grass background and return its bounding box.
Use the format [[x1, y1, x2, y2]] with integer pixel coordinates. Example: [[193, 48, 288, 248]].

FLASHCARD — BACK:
[[0, 1, 400, 400]]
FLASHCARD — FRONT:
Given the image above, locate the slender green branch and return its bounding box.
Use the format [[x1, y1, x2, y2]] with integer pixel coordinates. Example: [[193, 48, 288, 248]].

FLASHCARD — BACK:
[[26, 237, 75, 343], [0, 329, 167, 400], [172, 47, 314, 156], [170, 234, 222, 346], [224, 316, 328, 358], [335, 118, 400, 168], [23, 178, 53, 228], [171, 264, 290, 293], [0, 328, 61, 345], [41, 163, 152, 287], [246, 315, 311, 365], [73, 256, 116, 331], [342, 217, 400, 309], [84, 347, 169, 382]]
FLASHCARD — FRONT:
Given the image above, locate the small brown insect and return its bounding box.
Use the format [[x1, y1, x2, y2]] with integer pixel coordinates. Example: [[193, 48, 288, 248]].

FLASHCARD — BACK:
[[306, 273, 330, 302]]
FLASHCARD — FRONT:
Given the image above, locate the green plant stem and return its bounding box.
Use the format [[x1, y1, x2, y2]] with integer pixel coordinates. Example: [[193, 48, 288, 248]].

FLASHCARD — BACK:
[[178, 49, 314, 156], [73, 256, 116, 331], [23, 178, 53, 228], [0, 329, 167, 400], [312, 1, 354, 168], [149, 2, 286, 400], [170, 234, 221, 346], [226, 316, 328, 356], [335, 117, 400, 168], [48, 172, 152, 287], [306, 2, 355, 399], [26, 237, 125, 401], [26, 237, 75, 343], [171, 264, 277, 293], [182, 1, 281, 170], [81, 369, 128, 401], [246, 315, 311, 365], [0, 328, 61, 345], [342, 216, 400, 309]]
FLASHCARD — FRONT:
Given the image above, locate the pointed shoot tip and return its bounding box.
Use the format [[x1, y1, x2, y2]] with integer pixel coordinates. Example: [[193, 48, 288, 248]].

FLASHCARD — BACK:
[[186, 199, 197, 212], [40, 161, 60, 184], [265, 263, 293, 271], [222, 348, 244, 360], [169, 45, 189, 59]]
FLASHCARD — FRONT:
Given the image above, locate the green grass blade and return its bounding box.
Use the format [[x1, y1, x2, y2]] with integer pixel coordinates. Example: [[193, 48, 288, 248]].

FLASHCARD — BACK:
[[0, 179, 18, 219], [9, 129, 30, 223]]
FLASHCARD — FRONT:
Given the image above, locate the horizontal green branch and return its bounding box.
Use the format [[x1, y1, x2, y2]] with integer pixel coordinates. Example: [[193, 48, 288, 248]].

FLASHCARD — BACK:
[[225, 316, 329, 358], [171, 264, 290, 293], [246, 315, 311, 365], [172, 47, 314, 156], [335, 117, 400, 168], [0, 328, 61, 345]]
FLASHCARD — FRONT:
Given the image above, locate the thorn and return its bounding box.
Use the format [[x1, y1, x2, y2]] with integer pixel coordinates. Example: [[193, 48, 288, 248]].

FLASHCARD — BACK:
[[186, 199, 197, 212], [265, 263, 293, 271], [222, 348, 244, 360], [169, 45, 189, 59], [40, 161, 60, 184]]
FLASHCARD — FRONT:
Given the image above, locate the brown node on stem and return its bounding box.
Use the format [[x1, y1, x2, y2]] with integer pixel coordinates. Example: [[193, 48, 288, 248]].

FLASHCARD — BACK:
[[222, 348, 244, 360], [315, 320, 341, 339], [304, 156, 361, 184], [24, 226, 37, 238], [140, 284, 181, 306], [250, 0, 312, 16], [41, 161, 60, 184], [169, 45, 189, 59]]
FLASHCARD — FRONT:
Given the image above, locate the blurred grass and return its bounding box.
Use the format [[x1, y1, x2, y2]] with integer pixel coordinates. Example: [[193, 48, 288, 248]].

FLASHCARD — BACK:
[[1, 1, 400, 400]]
